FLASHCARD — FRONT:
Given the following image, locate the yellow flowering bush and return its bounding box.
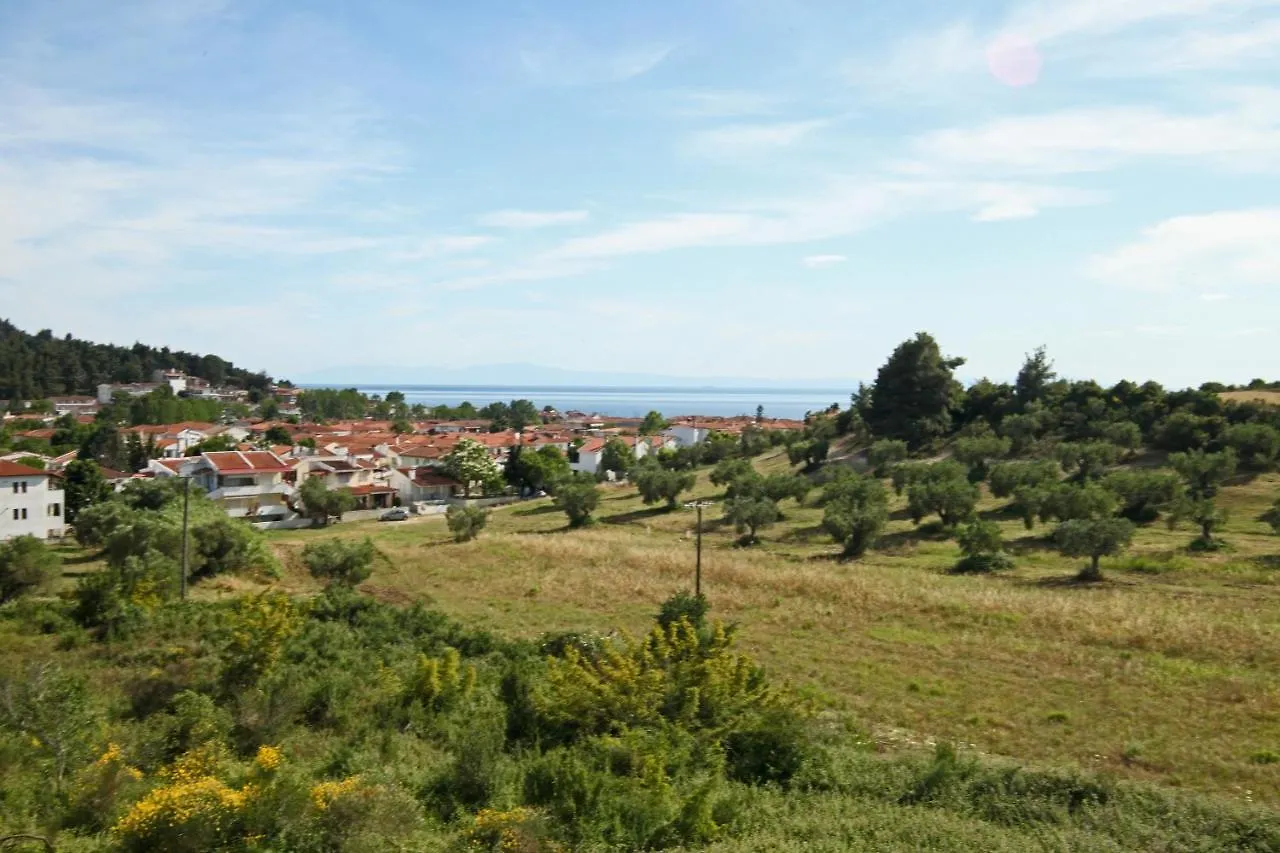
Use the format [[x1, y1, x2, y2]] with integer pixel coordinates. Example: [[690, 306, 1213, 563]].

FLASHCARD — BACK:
[[309, 774, 365, 812], [114, 775, 249, 851], [465, 807, 562, 853], [406, 646, 477, 711], [221, 592, 298, 686], [66, 742, 145, 831], [253, 744, 283, 773], [541, 618, 774, 737]]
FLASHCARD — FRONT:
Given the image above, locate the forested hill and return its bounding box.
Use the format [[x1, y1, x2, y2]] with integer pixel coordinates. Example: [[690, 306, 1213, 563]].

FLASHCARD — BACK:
[[0, 319, 273, 400]]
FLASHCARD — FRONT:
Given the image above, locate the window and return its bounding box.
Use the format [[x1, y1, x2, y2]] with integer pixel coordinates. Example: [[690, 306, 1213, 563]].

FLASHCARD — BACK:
[[10, 509, 16, 521], [10, 482, 16, 494], [21, 508, 28, 520], [20, 481, 27, 494], [49, 503, 61, 517]]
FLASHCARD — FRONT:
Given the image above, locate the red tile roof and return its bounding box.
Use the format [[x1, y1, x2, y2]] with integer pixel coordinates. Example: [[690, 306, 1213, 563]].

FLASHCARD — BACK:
[[0, 460, 48, 477], [202, 450, 292, 474], [348, 484, 398, 496]]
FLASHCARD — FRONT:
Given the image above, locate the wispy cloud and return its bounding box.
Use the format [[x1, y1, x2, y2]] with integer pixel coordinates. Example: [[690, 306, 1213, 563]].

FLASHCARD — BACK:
[[685, 119, 827, 158], [802, 254, 847, 268], [900, 99, 1280, 175], [668, 90, 782, 118], [1089, 209, 1280, 290], [392, 235, 493, 261], [846, 0, 1280, 92], [479, 209, 590, 228], [519, 40, 675, 85]]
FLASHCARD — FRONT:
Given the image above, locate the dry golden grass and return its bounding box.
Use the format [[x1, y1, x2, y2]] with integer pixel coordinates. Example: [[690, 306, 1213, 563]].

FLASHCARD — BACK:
[[251, 454, 1280, 802], [1221, 390, 1280, 405]]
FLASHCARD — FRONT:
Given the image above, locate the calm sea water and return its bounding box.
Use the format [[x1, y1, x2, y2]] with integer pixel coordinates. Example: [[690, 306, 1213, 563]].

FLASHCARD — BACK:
[[347, 385, 853, 420]]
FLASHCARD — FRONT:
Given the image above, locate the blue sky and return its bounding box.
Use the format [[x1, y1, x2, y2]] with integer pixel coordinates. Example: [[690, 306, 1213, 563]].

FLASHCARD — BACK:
[[1, 0, 1278, 386]]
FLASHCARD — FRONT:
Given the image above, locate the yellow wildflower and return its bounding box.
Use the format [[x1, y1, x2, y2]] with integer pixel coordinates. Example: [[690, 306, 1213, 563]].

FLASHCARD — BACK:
[[254, 744, 283, 772], [309, 775, 363, 811]]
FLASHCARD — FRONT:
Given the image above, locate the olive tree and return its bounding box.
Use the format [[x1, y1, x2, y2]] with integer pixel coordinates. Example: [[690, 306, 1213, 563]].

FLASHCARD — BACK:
[[302, 537, 376, 586], [634, 464, 696, 510], [555, 477, 600, 528], [445, 504, 489, 543], [724, 495, 781, 545], [821, 474, 889, 558], [1054, 518, 1135, 581]]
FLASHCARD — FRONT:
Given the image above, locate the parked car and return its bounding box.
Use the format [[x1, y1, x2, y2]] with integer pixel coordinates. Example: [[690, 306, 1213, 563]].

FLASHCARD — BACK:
[[379, 508, 409, 521]]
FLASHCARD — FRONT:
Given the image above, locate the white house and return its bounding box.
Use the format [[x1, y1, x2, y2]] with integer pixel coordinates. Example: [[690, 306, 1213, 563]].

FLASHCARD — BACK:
[[0, 460, 66, 541], [389, 467, 462, 505], [152, 451, 295, 520], [664, 424, 709, 448], [570, 438, 607, 475]]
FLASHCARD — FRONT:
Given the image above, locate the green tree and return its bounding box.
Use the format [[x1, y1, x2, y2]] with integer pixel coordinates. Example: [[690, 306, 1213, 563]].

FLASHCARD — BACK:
[[262, 425, 293, 445], [302, 537, 376, 586], [724, 495, 780, 544], [0, 535, 61, 602], [507, 444, 572, 493], [952, 433, 1012, 483], [62, 459, 113, 523], [1101, 421, 1143, 456], [710, 458, 754, 489], [598, 438, 634, 480], [1170, 448, 1238, 500], [905, 462, 977, 527], [1103, 469, 1184, 523], [1169, 497, 1229, 550], [298, 476, 357, 526], [1223, 423, 1280, 471], [866, 439, 908, 478], [1014, 346, 1056, 408], [821, 474, 889, 557], [639, 411, 668, 435], [954, 520, 1013, 573], [555, 477, 600, 528], [1054, 518, 1135, 581], [1055, 441, 1122, 481], [185, 434, 236, 456], [634, 464, 696, 510], [445, 504, 489, 542], [13, 455, 45, 469], [988, 459, 1059, 499], [865, 332, 965, 449], [0, 663, 99, 793], [444, 438, 505, 497]]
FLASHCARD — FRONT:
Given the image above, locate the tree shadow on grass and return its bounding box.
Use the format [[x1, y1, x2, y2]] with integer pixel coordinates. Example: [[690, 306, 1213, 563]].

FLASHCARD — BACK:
[[978, 504, 1023, 523], [875, 522, 952, 552], [1252, 554, 1280, 571], [60, 550, 104, 566], [1004, 534, 1059, 556], [604, 506, 672, 525], [780, 524, 827, 544], [511, 504, 562, 517]]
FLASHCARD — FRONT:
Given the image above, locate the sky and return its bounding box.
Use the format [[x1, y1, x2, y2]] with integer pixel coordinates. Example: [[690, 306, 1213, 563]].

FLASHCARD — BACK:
[[1, 0, 1278, 388]]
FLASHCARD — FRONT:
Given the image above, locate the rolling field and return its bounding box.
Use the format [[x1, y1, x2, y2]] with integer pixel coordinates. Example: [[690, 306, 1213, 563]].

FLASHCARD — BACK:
[[213, 450, 1280, 805]]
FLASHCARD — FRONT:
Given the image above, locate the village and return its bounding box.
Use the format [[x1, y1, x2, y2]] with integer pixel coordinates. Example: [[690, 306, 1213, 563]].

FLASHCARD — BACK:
[[0, 368, 807, 538]]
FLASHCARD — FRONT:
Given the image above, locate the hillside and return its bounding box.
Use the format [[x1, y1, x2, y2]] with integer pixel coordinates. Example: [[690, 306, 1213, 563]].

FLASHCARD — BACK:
[[0, 319, 273, 401]]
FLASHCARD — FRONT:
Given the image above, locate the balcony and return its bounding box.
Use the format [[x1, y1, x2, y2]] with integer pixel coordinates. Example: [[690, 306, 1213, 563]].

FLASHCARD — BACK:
[[207, 483, 295, 501]]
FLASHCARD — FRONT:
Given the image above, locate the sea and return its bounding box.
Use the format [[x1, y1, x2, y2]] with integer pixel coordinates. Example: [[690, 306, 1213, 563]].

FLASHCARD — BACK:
[[341, 385, 854, 420]]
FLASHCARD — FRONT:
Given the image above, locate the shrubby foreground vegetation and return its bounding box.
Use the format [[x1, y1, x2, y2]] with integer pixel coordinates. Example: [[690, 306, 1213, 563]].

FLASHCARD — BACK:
[[3, 333, 1280, 850]]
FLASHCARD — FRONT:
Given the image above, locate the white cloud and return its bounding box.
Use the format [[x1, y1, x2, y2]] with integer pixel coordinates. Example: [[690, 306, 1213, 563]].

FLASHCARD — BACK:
[[479, 209, 589, 228], [1090, 209, 1280, 290], [902, 102, 1280, 175], [802, 254, 847, 268], [519, 41, 675, 85], [685, 120, 826, 158], [847, 0, 1280, 91], [392, 235, 492, 261], [669, 90, 781, 118], [547, 213, 760, 260]]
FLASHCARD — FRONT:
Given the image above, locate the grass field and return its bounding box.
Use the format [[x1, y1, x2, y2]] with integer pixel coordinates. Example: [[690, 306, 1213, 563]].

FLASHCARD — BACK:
[[191, 449, 1280, 806], [1221, 390, 1280, 406]]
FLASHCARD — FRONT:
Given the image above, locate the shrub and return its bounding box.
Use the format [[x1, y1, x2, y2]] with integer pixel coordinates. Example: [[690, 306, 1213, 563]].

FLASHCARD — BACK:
[[724, 707, 814, 786], [634, 464, 696, 510], [1054, 517, 1135, 581], [554, 477, 600, 528], [445, 504, 489, 542], [1104, 469, 1184, 523], [0, 535, 61, 602], [657, 591, 709, 631], [906, 463, 978, 527], [988, 460, 1059, 499], [302, 537, 376, 587], [821, 474, 889, 558], [866, 439, 908, 478], [953, 520, 1014, 573], [724, 494, 781, 544]]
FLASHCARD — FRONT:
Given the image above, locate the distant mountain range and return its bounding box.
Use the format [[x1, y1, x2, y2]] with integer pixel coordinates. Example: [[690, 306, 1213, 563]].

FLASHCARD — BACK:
[[292, 362, 861, 390]]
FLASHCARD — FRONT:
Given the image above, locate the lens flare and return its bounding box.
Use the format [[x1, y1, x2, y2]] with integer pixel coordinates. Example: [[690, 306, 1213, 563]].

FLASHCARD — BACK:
[[986, 35, 1042, 87]]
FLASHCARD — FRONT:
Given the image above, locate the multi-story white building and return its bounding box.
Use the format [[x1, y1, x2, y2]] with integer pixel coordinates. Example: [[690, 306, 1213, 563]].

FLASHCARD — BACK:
[[152, 451, 295, 520], [0, 460, 66, 541]]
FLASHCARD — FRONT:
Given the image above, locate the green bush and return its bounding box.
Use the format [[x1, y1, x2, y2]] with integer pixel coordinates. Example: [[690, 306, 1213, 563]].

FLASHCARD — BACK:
[[301, 537, 376, 587], [0, 536, 61, 602], [445, 504, 489, 542]]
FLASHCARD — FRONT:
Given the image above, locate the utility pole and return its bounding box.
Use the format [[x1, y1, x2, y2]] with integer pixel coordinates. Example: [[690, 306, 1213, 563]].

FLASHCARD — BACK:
[[684, 500, 714, 598], [180, 476, 190, 600]]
